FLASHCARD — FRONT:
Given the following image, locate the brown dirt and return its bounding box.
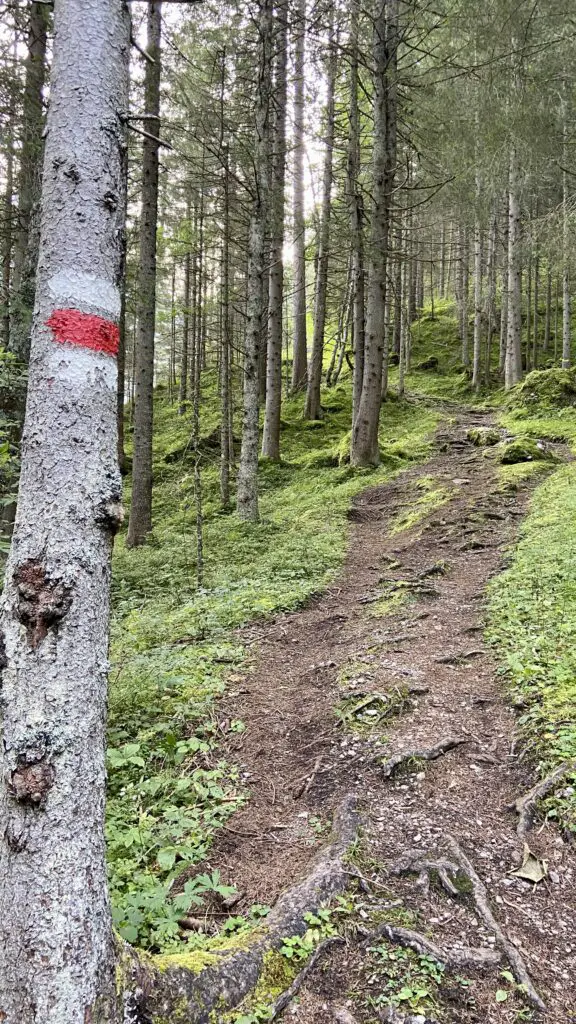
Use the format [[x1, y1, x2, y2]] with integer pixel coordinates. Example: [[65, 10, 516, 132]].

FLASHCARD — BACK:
[[208, 410, 576, 1024]]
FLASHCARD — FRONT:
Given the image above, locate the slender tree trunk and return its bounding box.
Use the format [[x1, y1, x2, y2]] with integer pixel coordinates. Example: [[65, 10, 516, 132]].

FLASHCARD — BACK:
[[304, 14, 337, 421], [262, 0, 288, 460], [1, 47, 16, 350], [9, 1, 50, 363], [505, 146, 523, 388], [351, 0, 398, 466], [499, 198, 509, 372], [0, 2, 129, 1019], [562, 81, 571, 368], [291, 0, 307, 392], [544, 265, 552, 354], [472, 181, 482, 391], [460, 226, 469, 367], [126, 3, 162, 547], [348, 1, 365, 425], [179, 204, 192, 415], [532, 252, 539, 369], [485, 210, 497, 385], [439, 221, 446, 298], [220, 150, 232, 506], [525, 254, 532, 372], [393, 227, 402, 358], [237, 0, 273, 521]]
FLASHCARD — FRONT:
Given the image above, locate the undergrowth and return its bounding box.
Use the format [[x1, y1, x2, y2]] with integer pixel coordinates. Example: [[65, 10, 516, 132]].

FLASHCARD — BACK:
[[488, 392, 576, 834], [108, 372, 442, 949]]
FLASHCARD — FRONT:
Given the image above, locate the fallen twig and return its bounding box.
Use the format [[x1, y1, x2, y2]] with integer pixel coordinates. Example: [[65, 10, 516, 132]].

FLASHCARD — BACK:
[[445, 836, 546, 1011], [363, 922, 500, 969], [511, 761, 576, 843], [269, 937, 344, 1019], [375, 737, 468, 778]]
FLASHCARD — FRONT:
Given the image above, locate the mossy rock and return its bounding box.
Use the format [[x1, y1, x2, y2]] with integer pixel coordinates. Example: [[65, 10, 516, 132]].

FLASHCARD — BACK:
[[498, 437, 559, 465], [467, 427, 501, 447], [414, 355, 440, 371], [509, 368, 576, 411], [303, 419, 325, 430]]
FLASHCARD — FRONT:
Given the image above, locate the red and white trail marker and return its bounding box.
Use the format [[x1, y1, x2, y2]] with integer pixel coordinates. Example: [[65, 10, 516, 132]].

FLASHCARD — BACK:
[[46, 308, 120, 358]]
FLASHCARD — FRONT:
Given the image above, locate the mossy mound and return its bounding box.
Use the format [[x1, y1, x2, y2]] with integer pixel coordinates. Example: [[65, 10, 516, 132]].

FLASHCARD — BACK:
[[467, 427, 501, 447], [498, 436, 559, 465], [414, 355, 440, 371], [509, 368, 576, 412]]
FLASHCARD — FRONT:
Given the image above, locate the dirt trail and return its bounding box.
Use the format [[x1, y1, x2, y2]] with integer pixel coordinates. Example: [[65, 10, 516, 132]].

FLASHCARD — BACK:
[[211, 409, 576, 1023]]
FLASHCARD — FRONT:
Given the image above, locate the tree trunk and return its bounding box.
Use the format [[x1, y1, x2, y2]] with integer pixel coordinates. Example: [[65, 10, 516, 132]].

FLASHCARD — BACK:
[[179, 199, 192, 415], [348, 1, 365, 426], [236, 0, 272, 521], [472, 214, 482, 391], [351, 0, 398, 466], [505, 146, 523, 388], [532, 252, 539, 370], [304, 14, 337, 421], [221, 149, 232, 505], [9, 1, 50, 363], [0, 2, 129, 1020], [499, 198, 509, 373], [290, 0, 307, 392], [544, 265, 552, 354], [1, 44, 16, 350], [262, 0, 288, 461], [562, 82, 571, 369], [126, 2, 162, 547], [460, 226, 469, 367]]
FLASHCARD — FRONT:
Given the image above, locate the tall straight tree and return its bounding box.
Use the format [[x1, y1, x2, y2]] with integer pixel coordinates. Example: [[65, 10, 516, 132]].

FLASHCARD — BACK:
[[304, 11, 337, 421], [262, 0, 288, 461], [348, 0, 366, 425], [9, 0, 50, 363], [290, 0, 308, 393], [236, 0, 273, 521], [127, 2, 162, 546], [0, 0, 130, 1019], [351, 0, 398, 466]]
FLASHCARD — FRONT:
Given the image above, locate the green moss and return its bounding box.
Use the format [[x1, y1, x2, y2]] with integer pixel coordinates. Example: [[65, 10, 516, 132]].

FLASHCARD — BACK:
[[508, 368, 576, 412], [389, 476, 452, 535], [487, 461, 576, 833], [498, 437, 559, 465], [467, 426, 501, 446], [497, 461, 549, 491]]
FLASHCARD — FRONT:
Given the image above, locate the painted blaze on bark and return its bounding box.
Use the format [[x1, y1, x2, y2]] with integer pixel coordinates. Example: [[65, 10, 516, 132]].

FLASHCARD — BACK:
[[0, 1, 130, 1022]]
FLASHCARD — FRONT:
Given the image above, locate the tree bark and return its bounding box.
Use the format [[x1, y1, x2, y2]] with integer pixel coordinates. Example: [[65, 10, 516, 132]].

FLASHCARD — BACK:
[[304, 13, 337, 421], [9, 1, 50, 363], [472, 208, 482, 391], [290, 0, 307, 393], [262, 0, 288, 460], [179, 198, 192, 415], [236, 0, 272, 521], [126, 2, 162, 547], [1, 43, 16, 350], [0, 2, 129, 1020], [221, 149, 232, 505], [562, 80, 571, 369], [351, 0, 398, 466], [504, 145, 523, 388], [348, 1, 365, 426]]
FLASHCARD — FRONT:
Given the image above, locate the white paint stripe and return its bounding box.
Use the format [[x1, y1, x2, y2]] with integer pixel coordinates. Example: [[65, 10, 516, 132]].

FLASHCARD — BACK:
[[46, 343, 117, 391], [47, 270, 121, 320]]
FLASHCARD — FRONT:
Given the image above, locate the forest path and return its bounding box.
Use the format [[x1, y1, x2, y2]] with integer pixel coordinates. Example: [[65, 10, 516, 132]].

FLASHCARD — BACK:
[[211, 407, 575, 1024]]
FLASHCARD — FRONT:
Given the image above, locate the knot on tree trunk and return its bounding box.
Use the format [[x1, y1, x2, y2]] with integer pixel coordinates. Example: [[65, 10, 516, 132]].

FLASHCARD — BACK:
[[14, 560, 72, 649]]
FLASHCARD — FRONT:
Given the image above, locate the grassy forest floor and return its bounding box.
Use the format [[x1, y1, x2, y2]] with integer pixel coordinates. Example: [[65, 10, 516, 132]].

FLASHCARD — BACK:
[[109, 306, 576, 1023]]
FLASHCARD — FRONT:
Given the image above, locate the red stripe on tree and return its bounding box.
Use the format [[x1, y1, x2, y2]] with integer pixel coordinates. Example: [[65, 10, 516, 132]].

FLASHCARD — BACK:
[[46, 308, 120, 357]]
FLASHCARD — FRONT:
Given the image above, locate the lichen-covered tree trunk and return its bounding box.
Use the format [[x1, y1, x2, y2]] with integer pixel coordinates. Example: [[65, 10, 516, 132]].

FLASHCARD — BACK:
[[351, 0, 398, 466], [505, 146, 523, 388], [0, 1, 129, 1021], [126, 2, 162, 547], [562, 80, 571, 369], [236, 0, 272, 521], [290, 0, 307, 393], [348, 1, 365, 425], [9, 0, 50, 363], [304, 13, 336, 422], [262, 0, 288, 461]]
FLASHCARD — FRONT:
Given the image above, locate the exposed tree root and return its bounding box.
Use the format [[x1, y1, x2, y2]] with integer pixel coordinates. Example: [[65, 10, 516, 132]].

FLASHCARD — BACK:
[[391, 851, 461, 897], [510, 761, 576, 843], [269, 937, 344, 1020], [375, 737, 468, 778], [122, 795, 360, 1023], [445, 836, 546, 1012], [363, 921, 501, 969]]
